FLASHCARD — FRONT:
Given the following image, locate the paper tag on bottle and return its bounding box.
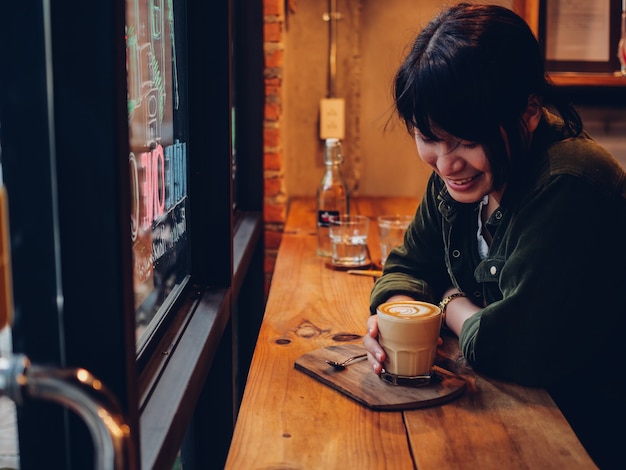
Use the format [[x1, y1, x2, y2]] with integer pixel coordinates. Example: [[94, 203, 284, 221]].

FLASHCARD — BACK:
[[318, 210, 339, 227]]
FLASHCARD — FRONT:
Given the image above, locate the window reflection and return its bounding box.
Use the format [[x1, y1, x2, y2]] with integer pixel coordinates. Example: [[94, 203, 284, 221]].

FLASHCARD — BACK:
[[125, 0, 190, 352]]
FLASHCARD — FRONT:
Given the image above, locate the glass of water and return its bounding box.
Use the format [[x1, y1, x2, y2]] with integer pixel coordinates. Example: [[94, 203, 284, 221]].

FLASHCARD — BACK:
[[377, 215, 412, 267], [328, 215, 370, 267]]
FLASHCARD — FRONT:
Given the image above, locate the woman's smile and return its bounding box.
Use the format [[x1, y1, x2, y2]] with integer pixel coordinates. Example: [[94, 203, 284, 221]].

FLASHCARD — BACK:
[[446, 173, 482, 187]]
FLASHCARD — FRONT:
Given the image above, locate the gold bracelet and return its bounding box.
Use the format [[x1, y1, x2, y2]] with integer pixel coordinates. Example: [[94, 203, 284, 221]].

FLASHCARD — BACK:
[[439, 292, 467, 328]]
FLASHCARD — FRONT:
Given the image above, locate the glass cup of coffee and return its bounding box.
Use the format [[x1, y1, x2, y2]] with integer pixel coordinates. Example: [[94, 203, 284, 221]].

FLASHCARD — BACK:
[[376, 300, 442, 386], [328, 214, 370, 267]]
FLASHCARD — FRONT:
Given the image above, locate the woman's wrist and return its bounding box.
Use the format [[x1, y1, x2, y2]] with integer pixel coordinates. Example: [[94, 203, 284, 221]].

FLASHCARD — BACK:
[[439, 291, 467, 329], [440, 290, 481, 336]]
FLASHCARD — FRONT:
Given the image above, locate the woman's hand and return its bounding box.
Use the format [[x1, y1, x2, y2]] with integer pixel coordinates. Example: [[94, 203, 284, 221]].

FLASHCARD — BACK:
[[363, 314, 385, 374]]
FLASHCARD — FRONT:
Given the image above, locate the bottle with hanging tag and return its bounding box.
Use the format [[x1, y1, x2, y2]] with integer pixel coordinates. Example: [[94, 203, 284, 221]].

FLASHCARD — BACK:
[[316, 138, 349, 257]]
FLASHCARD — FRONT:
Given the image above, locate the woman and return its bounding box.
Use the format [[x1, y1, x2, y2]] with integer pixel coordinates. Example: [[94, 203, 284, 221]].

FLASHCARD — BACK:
[[363, 4, 626, 468]]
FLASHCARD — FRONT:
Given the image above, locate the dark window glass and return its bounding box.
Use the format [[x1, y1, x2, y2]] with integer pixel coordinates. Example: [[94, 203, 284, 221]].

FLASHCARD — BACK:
[[125, 0, 190, 352]]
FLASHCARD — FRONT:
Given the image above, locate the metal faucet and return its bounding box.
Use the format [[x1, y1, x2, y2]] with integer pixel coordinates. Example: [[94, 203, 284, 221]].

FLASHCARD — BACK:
[[0, 354, 135, 470]]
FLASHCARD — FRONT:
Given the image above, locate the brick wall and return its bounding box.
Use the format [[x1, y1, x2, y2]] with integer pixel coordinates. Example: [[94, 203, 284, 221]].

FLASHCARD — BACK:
[[262, 0, 289, 296]]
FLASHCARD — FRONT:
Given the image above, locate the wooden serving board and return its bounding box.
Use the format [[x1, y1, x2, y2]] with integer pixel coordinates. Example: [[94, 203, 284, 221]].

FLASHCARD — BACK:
[[294, 343, 466, 411]]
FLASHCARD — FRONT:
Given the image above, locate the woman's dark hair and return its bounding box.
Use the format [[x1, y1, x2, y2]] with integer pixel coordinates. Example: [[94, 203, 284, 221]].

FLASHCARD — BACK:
[[394, 3, 582, 192]]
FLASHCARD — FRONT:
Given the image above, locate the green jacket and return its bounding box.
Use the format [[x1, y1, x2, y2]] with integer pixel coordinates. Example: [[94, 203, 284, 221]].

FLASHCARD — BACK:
[[370, 112, 626, 466]]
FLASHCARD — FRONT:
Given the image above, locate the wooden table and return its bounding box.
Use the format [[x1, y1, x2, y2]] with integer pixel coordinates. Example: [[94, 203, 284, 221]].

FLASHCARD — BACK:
[[225, 197, 595, 469]]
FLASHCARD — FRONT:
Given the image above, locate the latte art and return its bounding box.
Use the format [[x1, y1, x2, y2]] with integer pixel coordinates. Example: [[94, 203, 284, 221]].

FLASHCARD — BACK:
[[377, 301, 440, 319]]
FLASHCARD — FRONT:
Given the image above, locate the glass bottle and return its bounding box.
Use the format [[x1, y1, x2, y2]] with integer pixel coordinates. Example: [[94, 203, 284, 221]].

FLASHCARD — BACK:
[[316, 138, 349, 257]]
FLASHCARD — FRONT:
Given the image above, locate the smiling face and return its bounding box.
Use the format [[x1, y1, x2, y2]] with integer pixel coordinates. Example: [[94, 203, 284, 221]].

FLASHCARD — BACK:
[[415, 130, 499, 204]]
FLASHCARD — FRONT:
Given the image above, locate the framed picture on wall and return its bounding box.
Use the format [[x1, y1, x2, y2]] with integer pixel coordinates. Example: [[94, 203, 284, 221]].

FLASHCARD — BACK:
[[539, 0, 622, 74]]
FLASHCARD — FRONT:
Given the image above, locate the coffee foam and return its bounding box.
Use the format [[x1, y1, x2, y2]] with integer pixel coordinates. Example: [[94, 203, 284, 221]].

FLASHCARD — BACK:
[[377, 301, 440, 319]]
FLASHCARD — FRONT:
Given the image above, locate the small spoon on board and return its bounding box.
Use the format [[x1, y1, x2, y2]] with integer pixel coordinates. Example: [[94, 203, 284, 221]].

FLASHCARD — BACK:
[[325, 353, 368, 370]]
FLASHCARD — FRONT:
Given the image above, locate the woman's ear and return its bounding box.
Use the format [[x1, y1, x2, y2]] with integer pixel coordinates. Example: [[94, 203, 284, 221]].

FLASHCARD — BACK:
[[523, 94, 542, 132]]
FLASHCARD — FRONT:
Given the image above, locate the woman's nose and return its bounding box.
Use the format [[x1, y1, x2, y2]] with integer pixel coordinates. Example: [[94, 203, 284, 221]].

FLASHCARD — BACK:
[[436, 152, 464, 175]]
